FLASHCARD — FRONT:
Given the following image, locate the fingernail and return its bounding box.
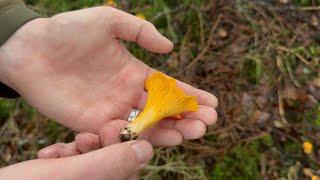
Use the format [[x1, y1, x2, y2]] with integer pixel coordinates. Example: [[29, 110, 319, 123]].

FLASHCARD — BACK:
[[131, 140, 153, 164]]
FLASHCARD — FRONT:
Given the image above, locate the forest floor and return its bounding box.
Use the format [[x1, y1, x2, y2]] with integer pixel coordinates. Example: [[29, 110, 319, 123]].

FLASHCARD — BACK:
[[0, 0, 319, 179]]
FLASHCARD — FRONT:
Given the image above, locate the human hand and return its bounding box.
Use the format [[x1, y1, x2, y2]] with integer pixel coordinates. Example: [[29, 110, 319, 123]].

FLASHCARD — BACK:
[[0, 6, 218, 146], [0, 140, 153, 180]]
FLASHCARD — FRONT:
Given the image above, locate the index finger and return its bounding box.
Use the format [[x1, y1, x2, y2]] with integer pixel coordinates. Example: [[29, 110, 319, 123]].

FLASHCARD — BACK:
[[177, 80, 218, 108]]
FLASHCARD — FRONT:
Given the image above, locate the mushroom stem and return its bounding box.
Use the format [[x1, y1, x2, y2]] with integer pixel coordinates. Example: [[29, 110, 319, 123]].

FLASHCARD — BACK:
[[119, 126, 138, 142], [119, 110, 155, 142]]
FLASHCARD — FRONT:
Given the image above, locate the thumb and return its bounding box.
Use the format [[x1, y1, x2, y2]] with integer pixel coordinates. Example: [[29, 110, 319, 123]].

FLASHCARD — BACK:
[[61, 140, 153, 180], [107, 7, 174, 53], [0, 141, 153, 180]]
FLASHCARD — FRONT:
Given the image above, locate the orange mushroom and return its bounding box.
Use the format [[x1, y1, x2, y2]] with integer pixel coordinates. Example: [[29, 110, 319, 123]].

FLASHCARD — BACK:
[[119, 72, 198, 141]]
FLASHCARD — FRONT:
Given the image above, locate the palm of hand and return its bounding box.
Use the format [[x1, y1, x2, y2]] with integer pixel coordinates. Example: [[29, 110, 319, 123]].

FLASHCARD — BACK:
[[1, 7, 218, 146]]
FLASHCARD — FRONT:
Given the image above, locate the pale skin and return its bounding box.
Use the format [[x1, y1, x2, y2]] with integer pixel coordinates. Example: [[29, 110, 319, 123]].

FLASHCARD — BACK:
[[0, 6, 218, 180]]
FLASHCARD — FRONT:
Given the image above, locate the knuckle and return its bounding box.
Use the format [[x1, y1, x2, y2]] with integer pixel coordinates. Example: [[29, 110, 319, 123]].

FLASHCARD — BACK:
[[140, 21, 155, 32], [55, 143, 66, 149]]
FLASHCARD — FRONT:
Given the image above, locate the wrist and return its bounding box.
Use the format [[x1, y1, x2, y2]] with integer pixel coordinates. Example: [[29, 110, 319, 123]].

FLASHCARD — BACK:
[[0, 1, 41, 97], [0, 47, 12, 86], [0, 18, 48, 94], [0, 47, 20, 98]]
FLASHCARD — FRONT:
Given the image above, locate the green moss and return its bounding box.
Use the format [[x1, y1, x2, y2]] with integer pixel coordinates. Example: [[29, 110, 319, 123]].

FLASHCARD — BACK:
[[314, 104, 320, 127], [205, 135, 218, 142], [240, 58, 263, 84], [44, 121, 74, 142], [283, 141, 302, 155], [293, 0, 311, 6], [0, 99, 16, 120], [211, 135, 274, 180]]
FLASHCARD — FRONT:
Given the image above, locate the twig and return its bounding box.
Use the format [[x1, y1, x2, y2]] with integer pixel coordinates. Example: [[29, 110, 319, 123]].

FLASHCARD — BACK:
[[205, 123, 237, 136], [244, 55, 277, 83], [240, 131, 269, 143], [277, 77, 289, 126], [164, 6, 178, 43], [298, 6, 320, 11], [181, 14, 223, 73], [278, 46, 319, 76], [196, 7, 205, 48], [246, 0, 319, 29], [277, 45, 310, 65], [307, 94, 319, 109], [150, 4, 185, 22], [275, 129, 300, 144], [288, 33, 298, 47], [179, 26, 192, 54]]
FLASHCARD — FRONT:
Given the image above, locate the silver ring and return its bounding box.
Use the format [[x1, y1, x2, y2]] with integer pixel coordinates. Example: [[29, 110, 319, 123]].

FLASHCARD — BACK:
[[127, 109, 140, 122]]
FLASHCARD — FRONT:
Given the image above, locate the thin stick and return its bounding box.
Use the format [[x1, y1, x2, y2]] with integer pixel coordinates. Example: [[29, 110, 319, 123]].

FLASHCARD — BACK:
[[183, 14, 223, 72], [277, 45, 310, 65], [299, 6, 320, 11]]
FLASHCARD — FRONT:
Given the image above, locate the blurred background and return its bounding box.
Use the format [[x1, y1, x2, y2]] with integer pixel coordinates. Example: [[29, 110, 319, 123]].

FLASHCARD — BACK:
[[0, 0, 319, 179]]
